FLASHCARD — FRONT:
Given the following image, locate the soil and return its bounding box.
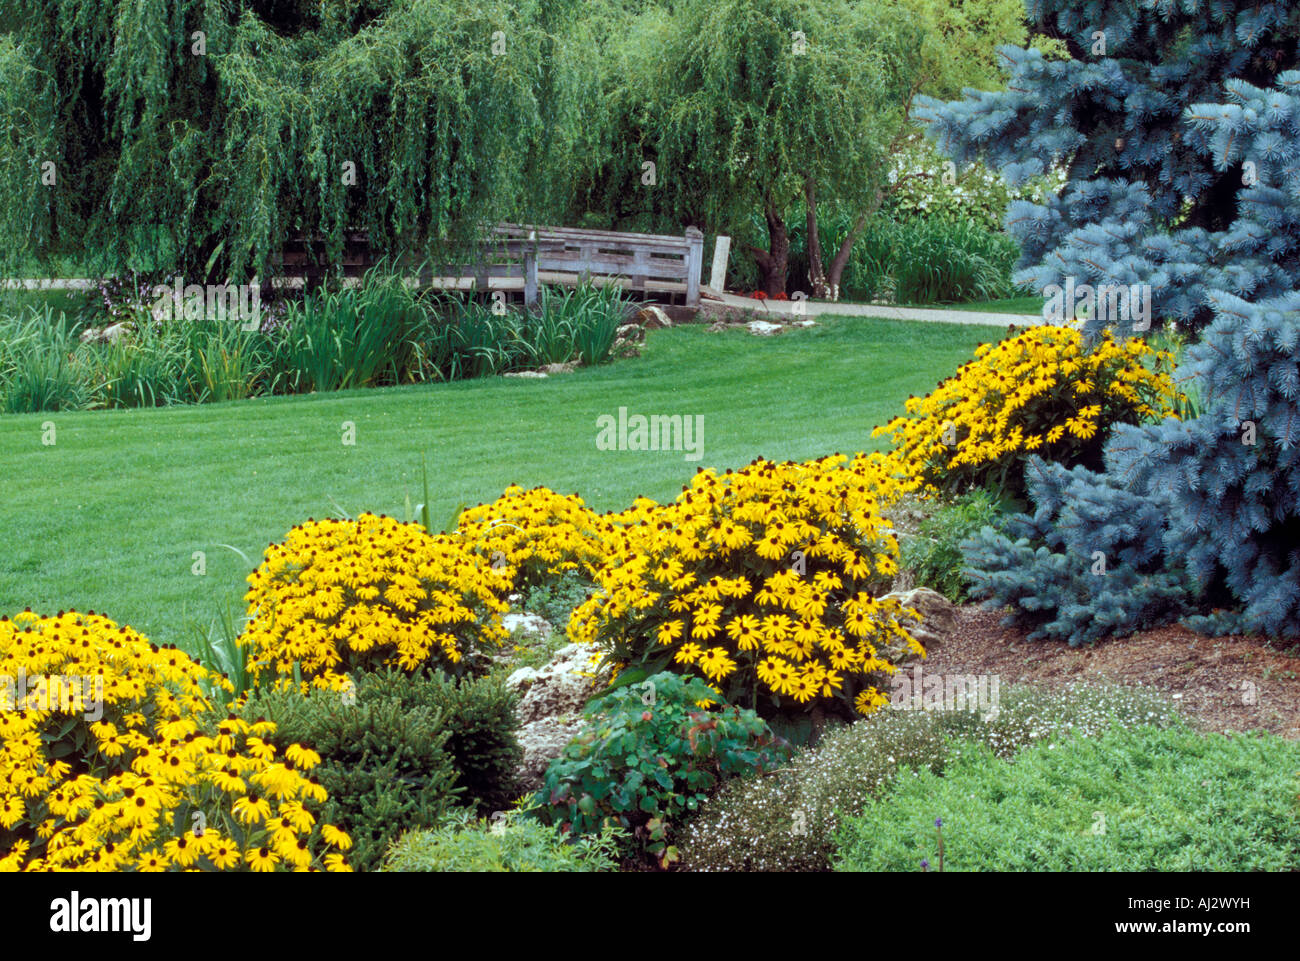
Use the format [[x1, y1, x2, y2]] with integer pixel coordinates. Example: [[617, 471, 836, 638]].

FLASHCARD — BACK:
[[924, 606, 1300, 738]]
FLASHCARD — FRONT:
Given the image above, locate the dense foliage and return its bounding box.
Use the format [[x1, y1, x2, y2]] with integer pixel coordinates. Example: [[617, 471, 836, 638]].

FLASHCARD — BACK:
[[873, 326, 1179, 501], [961, 456, 1203, 645], [833, 723, 1300, 871], [359, 669, 522, 814], [239, 513, 511, 689], [678, 682, 1178, 872], [242, 681, 461, 872], [0, 609, 351, 872], [568, 455, 924, 718], [530, 672, 789, 867], [897, 489, 1002, 602], [0, 0, 583, 279], [0, 282, 632, 414]]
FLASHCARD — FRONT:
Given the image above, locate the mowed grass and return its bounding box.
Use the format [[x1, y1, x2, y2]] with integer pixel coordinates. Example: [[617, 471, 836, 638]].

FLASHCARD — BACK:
[[0, 315, 1002, 649]]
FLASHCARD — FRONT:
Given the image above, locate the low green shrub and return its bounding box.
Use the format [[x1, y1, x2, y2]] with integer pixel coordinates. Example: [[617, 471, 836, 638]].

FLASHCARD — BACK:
[[886, 216, 1020, 305], [678, 683, 1178, 872], [241, 684, 463, 872], [0, 274, 635, 414], [0, 307, 90, 413], [832, 723, 1300, 871], [381, 809, 624, 872], [898, 489, 1003, 602], [522, 569, 596, 628], [530, 671, 791, 868], [358, 669, 523, 814]]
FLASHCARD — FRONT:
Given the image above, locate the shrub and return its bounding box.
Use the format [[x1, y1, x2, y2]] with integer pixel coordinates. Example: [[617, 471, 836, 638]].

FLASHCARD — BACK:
[[678, 682, 1179, 872], [831, 723, 1300, 871], [267, 273, 429, 393], [357, 668, 522, 814], [961, 455, 1203, 645], [897, 488, 1002, 602], [569, 455, 922, 719], [522, 569, 599, 630], [886, 216, 1020, 305], [0, 609, 351, 872], [454, 485, 613, 593], [238, 513, 511, 690], [882, 137, 1064, 233], [0, 307, 91, 413], [872, 326, 1180, 501], [530, 672, 790, 868], [381, 808, 623, 872], [1114, 291, 1300, 639], [241, 682, 461, 872]]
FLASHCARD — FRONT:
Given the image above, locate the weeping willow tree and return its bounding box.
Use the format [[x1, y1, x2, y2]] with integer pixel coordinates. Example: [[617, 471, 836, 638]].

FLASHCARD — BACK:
[[567, 0, 1031, 297], [0, 0, 587, 281]]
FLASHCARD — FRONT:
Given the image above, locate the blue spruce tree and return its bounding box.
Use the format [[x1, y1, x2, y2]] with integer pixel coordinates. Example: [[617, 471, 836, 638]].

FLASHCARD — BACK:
[[924, 2, 1300, 639]]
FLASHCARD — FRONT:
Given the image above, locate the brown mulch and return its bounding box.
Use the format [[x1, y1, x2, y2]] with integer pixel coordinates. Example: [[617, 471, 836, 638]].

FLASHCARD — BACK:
[[923, 606, 1300, 739]]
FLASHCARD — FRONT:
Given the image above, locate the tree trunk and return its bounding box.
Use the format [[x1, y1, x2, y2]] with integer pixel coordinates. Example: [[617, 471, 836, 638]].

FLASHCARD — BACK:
[[824, 187, 884, 302], [745, 199, 790, 297], [805, 178, 829, 300]]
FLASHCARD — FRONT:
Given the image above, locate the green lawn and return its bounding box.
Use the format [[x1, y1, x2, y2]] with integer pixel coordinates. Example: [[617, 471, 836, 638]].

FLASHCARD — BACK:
[[931, 294, 1044, 315], [0, 315, 1001, 649]]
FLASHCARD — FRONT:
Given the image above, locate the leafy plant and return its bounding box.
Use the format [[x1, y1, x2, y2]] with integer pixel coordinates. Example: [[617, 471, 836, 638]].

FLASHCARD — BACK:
[[358, 668, 522, 815], [187, 596, 254, 702], [530, 671, 790, 868], [832, 723, 1300, 871], [241, 683, 463, 872], [523, 569, 597, 628], [898, 488, 1003, 602], [381, 808, 624, 872], [678, 682, 1179, 872]]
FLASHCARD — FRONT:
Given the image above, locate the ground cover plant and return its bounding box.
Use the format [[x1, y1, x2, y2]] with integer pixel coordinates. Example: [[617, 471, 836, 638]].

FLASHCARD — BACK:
[[676, 682, 1179, 872], [832, 723, 1300, 872], [381, 809, 623, 872]]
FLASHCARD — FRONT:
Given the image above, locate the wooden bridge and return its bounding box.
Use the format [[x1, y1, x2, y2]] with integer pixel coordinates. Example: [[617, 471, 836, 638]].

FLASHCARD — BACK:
[[274, 223, 710, 306]]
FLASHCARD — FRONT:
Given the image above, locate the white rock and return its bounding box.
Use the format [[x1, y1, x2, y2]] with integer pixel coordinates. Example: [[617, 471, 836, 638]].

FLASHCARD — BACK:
[[506, 666, 541, 691], [502, 611, 552, 641], [79, 321, 133, 345], [747, 320, 784, 336]]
